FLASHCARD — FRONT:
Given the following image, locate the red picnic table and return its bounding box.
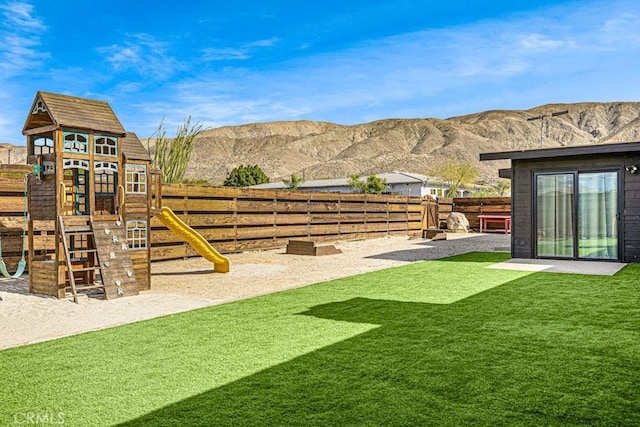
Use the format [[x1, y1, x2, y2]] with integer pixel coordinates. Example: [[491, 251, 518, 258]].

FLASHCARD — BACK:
[[478, 214, 511, 234]]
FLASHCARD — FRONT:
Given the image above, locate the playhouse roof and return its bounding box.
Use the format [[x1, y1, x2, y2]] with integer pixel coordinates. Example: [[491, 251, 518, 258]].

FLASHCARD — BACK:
[[121, 133, 151, 161], [22, 91, 126, 136]]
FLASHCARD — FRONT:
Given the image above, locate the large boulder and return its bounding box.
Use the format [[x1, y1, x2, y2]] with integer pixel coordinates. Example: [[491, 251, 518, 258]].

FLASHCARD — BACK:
[[446, 212, 469, 233]]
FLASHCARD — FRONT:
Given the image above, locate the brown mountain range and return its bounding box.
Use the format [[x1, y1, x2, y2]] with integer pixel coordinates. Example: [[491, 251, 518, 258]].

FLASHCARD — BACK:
[[3, 102, 640, 185], [186, 102, 640, 185]]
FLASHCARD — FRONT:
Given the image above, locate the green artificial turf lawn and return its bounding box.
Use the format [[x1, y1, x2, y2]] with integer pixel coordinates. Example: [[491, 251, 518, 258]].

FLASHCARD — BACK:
[[1, 252, 639, 426]]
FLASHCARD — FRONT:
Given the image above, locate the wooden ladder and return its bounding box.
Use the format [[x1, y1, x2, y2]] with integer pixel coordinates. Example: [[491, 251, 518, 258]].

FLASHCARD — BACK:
[[59, 215, 139, 303], [90, 216, 139, 300], [58, 216, 104, 303]]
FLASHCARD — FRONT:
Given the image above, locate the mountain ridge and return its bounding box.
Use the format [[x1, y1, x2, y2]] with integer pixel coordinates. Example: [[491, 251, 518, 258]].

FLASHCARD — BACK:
[[2, 102, 640, 185], [186, 101, 640, 184]]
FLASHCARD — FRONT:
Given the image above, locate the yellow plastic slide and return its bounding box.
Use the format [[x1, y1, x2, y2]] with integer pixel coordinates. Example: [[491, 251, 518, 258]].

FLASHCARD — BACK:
[[156, 206, 230, 273]]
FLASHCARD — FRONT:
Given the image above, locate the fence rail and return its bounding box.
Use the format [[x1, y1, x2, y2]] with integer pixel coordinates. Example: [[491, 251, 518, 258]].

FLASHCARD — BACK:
[[437, 197, 512, 230], [153, 184, 424, 260], [0, 175, 511, 269]]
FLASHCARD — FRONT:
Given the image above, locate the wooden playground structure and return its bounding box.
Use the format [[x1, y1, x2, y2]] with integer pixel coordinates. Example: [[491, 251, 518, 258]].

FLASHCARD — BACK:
[[6, 91, 232, 303], [10, 91, 161, 302]]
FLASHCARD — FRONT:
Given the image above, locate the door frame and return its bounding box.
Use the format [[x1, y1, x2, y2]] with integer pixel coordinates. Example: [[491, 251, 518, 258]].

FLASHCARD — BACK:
[[532, 167, 623, 261]]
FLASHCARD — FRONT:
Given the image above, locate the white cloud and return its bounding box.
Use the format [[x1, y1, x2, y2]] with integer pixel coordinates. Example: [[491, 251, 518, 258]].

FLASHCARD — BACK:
[[114, 81, 144, 94], [201, 48, 251, 61], [0, 1, 48, 78], [200, 37, 279, 62], [246, 37, 279, 48], [600, 11, 640, 47], [97, 33, 177, 80], [517, 33, 568, 53], [0, 1, 43, 29], [139, 92, 297, 126]]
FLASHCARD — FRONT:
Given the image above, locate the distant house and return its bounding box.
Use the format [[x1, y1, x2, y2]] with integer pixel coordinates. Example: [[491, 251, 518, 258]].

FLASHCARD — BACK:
[[250, 171, 477, 197], [480, 142, 640, 262]]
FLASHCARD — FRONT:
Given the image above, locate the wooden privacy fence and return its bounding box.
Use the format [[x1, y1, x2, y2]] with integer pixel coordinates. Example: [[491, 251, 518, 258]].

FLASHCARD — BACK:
[[436, 197, 512, 231], [152, 185, 425, 260], [0, 175, 511, 268]]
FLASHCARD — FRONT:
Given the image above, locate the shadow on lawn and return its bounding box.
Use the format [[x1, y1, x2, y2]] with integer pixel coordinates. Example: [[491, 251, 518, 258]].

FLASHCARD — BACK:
[[118, 263, 639, 426]]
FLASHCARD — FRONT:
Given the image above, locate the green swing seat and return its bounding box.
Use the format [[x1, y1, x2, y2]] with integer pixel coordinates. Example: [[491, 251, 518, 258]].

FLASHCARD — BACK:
[[0, 176, 27, 279], [0, 254, 26, 279]]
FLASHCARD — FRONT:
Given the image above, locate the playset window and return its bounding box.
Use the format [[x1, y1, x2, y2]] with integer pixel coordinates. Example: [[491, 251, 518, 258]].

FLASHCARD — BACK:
[[63, 131, 89, 154], [42, 161, 55, 175], [94, 162, 118, 196], [63, 158, 90, 170], [125, 164, 147, 194], [126, 220, 148, 250], [95, 135, 118, 157], [32, 136, 54, 155]]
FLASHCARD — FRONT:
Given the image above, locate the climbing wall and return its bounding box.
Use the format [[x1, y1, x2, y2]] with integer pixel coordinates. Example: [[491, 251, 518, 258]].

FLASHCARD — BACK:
[[90, 217, 138, 299]]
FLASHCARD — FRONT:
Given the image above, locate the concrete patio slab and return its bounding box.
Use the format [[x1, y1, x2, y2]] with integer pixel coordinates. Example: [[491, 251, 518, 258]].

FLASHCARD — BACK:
[[487, 258, 627, 276]]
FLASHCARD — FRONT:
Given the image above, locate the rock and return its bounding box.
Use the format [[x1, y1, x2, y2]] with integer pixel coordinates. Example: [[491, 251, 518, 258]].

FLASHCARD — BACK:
[[446, 212, 469, 233]]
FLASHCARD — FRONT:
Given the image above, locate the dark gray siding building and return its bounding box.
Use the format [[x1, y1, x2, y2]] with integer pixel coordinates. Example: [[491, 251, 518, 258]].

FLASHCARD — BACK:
[[481, 142, 640, 263]]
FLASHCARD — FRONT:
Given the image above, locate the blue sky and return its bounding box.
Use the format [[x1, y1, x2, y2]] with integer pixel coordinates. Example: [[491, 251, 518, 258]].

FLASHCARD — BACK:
[[1, 0, 639, 145]]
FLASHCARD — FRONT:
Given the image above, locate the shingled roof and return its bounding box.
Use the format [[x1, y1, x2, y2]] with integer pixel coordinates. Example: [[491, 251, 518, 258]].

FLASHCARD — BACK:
[[23, 91, 126, 135], [121, 132, 151, 161]]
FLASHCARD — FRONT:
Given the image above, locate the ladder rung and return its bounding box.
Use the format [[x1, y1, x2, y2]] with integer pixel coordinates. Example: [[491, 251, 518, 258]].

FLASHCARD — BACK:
[[71, 266, 101, 272], [75, 284, 105, 291], [60, 216, 91, 223], [64, 229, 93, 234], [93, 215, 121, 221]]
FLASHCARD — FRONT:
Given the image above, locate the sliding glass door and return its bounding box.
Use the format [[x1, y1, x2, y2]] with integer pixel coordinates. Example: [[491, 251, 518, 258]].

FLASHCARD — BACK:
[[536, 174, 575, 258], [535, 171, 619, 260], [577, 172, 618, 259]]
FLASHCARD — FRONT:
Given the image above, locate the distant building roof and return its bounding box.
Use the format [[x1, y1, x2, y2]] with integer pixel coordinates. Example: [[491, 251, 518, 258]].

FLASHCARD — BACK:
[[374, 172, 439, 185], [23, 91, 126, 135], [251, 177, 349, 190], [249, 182, 286, 189], [250, 171, 443, 190]]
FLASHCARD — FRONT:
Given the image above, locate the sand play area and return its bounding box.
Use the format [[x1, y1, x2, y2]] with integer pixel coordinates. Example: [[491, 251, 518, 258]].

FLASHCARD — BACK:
[[0, 234, 510, 350]]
